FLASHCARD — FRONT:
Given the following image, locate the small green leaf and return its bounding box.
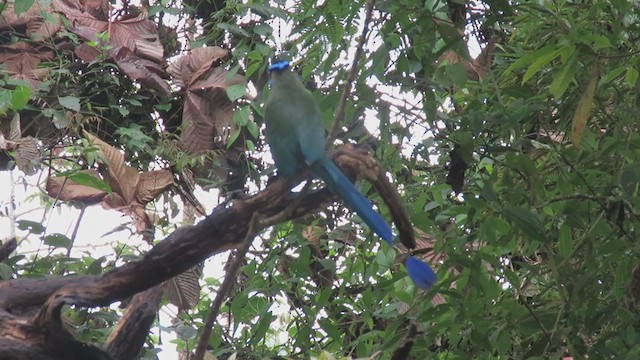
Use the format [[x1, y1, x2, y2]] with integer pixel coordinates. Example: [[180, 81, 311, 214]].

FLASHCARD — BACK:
[[246, 120, 259, 139], [175, 325, 197, 339], [44, 233, 72, 249], [58, 96, 81, 111], [154, 102, 172, 111], [14, 0, 36, 15], [246, 61, 262, 79], [68, 172, 112, 192], [626, 66, 639, 87], [126, 98, 143, 106], [117, 106, 129, 116], [0, 263, 13, 280], [232, 106, 250, 126], [227, 128, 241, 148], [446, 63, 468, 86], [252, 24, 273, 36], [217, 23, 250, 37], [249, 313, 274, 346], [503, 206, 546, 242], [558, 224, 572, 257], [10, 85, 31, 110], [245, 139, 255, 151], [226, 84, 246, 101], [16, 220, 45, 234], [599, 66, 626, 86], [319, 318, 342, 343], [0, 89, 12, 114], [550, 55, 577, 99], [522, 47, 562, 84], [87, 257, 106, 275]]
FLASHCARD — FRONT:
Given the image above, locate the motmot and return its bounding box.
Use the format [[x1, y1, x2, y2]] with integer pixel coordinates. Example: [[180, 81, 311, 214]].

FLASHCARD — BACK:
[[263, 59, 436, 289]]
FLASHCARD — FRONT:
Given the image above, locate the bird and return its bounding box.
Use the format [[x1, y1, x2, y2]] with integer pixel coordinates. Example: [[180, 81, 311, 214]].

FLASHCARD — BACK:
[[263, 59, 437, 289]]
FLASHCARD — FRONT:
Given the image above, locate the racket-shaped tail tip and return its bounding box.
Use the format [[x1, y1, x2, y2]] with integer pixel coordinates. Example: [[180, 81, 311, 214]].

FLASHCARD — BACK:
[[405, 256, 437, 290]]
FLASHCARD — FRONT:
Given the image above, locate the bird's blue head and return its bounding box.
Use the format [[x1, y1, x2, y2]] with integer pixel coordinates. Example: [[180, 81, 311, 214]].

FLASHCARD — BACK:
[[268, 59, 290, 72]]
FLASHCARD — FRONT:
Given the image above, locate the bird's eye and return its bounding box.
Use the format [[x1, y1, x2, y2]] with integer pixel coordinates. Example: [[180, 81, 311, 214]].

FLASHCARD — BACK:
[[268, 60, 290, 72]]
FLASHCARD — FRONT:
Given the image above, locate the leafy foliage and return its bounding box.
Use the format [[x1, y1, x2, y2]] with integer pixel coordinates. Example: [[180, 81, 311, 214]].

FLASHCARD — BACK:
[[1, 0, 640, 359]]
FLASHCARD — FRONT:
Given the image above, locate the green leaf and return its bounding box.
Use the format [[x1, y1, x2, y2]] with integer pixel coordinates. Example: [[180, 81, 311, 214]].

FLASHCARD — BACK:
[[87, 257, 106, 275], [10, 85, 31, 110], [233, 106, 250, 126], [226, 84, 246, 101], [0, 263, 13, 280], [522, 47, 563, 84], [504, 45, 558, 75], [44, 233, 72, 249], [503, 206, 546, 242], [58, 96, 81, 111], [319, 318, 342, 343], [227, 128, 241, 148], [154, 102, 172, 111], [446, 63, 468, 86], [175, 325, 197, 340], [0, 89, 12, 114], [557, 224, 572, 258], [248, 3, 288, 19], [550, 55, 577, 99], [217, 23, 250, 37], [599, 66, 626, 86], [626, 66, 639, 87], [16, 220, 45, 234], [13, 0, 36, 15], [249, 312, 274, 346], [117, 106, 129, 117], [68, 172, 112, 192], [246, 120, 259, 139], [252, 24, 273, 36]]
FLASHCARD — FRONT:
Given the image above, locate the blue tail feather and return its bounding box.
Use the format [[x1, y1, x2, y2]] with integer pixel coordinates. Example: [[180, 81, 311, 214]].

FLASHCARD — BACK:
[[310, 157, 436, 289], [310, 157, 393, 243], [405, 256, 437, 289]]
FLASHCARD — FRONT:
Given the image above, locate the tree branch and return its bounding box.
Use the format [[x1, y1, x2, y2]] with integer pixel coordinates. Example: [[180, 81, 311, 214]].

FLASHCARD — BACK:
[[0, 145, 412, 359], [328, 0, 376, 143]]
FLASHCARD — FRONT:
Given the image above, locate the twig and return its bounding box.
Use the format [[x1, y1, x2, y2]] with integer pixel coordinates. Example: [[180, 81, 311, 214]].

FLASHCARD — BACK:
[[192, 213, 260, 360], [328, 0, 376, 143], [66, 206, 85, 258], [534, 194, 608, 209]]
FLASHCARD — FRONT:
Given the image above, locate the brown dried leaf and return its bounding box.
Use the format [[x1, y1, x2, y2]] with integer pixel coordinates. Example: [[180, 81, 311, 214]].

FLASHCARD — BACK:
[[101, 195, 152, 234], [180, 75, 235, 154], [74, 43, 100, 62], [571, 63, 599, 147], [83, 132, 173, 236], [0, 1, 61, 40], [167, 47, 229, 88], [53, 0, 164, 62], [111, 47, 170, 97], [84, 131, 139, 203], [0, 133, 18, 151], [9, 112, 22, 141], [136, 169, 174, 205], [169, 47, 239, 153], [14, 136, 40, 175], [413, 227, 442, 265], [0, 2, 41, 28], [164, 265, 202, 311], [45, 169, 108, 205], [0, 42, 54, 88]]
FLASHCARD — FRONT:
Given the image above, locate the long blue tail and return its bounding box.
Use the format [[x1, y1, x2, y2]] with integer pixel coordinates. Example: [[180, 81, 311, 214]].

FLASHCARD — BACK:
[[310, 157, 437, 289], [309, 157, 394, 243]]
